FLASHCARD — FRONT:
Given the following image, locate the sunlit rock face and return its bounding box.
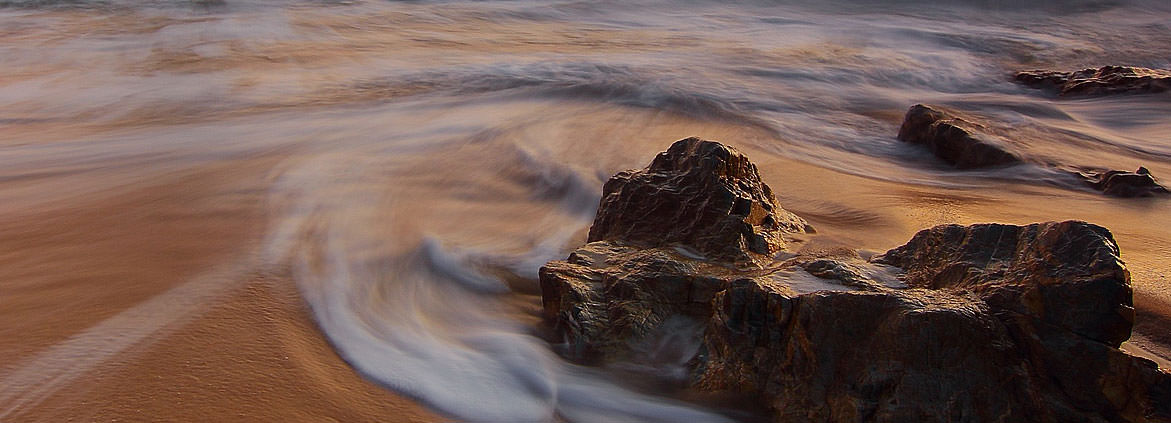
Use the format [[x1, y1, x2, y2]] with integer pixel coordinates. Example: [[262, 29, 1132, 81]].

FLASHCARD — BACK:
[[873, 221, 1134, 346], [541, 139, 1171, 423], [1016, 66, 1171, 97], [587, 137, 812, 267]]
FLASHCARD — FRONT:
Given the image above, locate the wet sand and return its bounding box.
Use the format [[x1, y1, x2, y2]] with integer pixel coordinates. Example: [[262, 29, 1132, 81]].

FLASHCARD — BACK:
[[0, 159, 438, 421]]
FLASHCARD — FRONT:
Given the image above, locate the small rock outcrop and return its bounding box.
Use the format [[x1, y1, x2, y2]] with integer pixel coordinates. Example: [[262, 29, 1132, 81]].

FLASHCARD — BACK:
[[1016, 66, 1171, 97], [587, 137, 812, 266], [540, 138, 1171, 422], [897, 104, 1022, 169], [896, 104, 1169, 197], [1076, 167, 1171, 198]]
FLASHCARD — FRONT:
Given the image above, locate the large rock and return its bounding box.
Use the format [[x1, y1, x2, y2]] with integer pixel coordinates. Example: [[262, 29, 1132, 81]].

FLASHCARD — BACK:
[[1016, 66, 1171, 97], [871, 221, 1133, 346], [897, 104, 1022, 169], [587, 137, 811, 266], [699, 275, 1171, 422], [698, 282, 1048, 421], [539, 241, 735, 361], [698, 221, 1169, 422], [540, 139, 1171, 422]]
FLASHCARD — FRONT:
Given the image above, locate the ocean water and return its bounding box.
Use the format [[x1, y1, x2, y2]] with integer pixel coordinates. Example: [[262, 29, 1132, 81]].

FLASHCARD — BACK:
[[1, 0, 1169, 421]]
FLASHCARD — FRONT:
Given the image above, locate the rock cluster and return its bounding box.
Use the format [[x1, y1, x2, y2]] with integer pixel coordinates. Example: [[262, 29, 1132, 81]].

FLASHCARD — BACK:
[[896, 104, 1169, 197], [540, 138, 1171, 422], [1016, 66, 1171, 97]]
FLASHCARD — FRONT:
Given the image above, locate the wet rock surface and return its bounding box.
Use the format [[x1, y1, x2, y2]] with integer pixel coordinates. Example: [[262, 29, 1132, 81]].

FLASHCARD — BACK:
[[540, 139, 1171, 422], [871, 221, 1134, 346], [1016, 66, 1171, 97], [897, 104, 1169, 197], [587, 137, 811, 266], [1076, 166, 1171, 198], [897, 104, 1022, 169]]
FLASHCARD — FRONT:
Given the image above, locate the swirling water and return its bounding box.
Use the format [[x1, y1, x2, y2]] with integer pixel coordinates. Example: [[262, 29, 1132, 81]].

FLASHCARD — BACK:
[[1, 0, 1169, 421]]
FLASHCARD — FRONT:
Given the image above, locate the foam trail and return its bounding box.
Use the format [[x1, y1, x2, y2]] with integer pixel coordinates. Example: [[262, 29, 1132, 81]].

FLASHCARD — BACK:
[[263, 159, 732, 422]]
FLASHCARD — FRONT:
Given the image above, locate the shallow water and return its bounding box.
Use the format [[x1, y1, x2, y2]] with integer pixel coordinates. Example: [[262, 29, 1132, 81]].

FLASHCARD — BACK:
[[1, 0, 1169, 421]]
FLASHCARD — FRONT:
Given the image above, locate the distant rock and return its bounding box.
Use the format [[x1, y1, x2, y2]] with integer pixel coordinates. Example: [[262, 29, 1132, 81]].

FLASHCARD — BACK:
[[540, 139, 1171, 422], [897, 104, 1022, 169], [896, 104, 1169, 197], [1075, 166, 1171, 198], [587, 137, 812, 267], [1016, 66, 1171, 97]]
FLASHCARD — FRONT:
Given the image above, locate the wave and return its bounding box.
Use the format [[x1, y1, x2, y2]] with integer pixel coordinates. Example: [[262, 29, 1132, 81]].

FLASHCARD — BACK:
[[262, 151, 737, 422]]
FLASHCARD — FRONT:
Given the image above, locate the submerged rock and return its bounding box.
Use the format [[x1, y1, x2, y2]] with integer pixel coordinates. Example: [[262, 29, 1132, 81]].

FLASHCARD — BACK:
[[896, 104, 1170, 197], [1075, 166, 1171, 198], [897, 104, 1022, 169], [540, 138, 1171, 422], [1016, 66, 1171, 97]]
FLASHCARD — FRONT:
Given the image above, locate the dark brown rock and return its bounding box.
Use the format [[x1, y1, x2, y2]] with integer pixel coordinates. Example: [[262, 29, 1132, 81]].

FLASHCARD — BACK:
[[541, 140, 1171, 423], [539, 241, 735, 361], [897, 104, 1022, 169], [698, 282, 1050, 422], [896, 104, 1168, 197], [587, 137, 811, 266], [1075, 166, 1171, 198], [699, 275, 1171, 422], [872, 221, 1133, 346], [1016, 66, 1171, 97]]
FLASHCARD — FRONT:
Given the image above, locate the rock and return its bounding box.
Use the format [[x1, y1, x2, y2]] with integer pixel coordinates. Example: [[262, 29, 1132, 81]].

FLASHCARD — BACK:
[[1016, 66, 1171, 97], [1075, 166, 1171, 198], [541, 140, 1171, 422], [897, 104, 1022, 169], [698, 282, 1049, 422], [872, 221, 1134, 346], [587, 137, 811, 266], [896, 104, 1169, 197], [539, 241, 735, 361], [699, 276, 1171, 422]]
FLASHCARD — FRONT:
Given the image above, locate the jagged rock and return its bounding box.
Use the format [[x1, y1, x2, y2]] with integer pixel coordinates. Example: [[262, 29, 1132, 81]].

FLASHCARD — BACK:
[[541, 140, 1171, 422], [1016, 66, 1171, 97], [872, 221, 1133, 346], [897, 104, 1022, 169], [699, 221, 1169, 422], [587, 137, 811, 266], [1075, 167, 1171, 198]]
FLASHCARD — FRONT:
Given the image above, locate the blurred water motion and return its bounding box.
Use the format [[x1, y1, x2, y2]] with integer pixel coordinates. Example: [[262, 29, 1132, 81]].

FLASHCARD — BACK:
[[1, 0, 1170, 421]]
